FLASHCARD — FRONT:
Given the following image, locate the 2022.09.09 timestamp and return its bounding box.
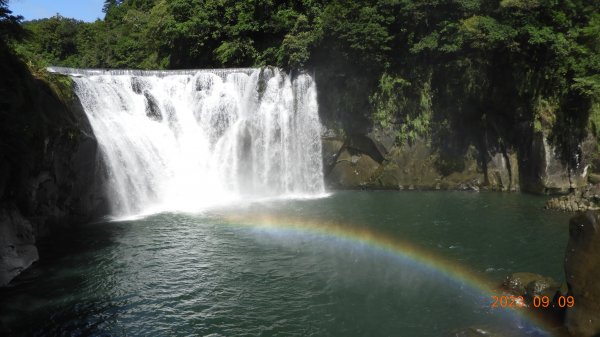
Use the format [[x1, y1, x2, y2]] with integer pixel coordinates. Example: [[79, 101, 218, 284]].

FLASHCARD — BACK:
[[491, 295, 574, 309]]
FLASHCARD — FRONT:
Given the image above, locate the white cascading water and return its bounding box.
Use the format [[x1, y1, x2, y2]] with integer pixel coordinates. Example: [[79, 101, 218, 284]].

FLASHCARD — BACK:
[[50, 67, 326, 216]]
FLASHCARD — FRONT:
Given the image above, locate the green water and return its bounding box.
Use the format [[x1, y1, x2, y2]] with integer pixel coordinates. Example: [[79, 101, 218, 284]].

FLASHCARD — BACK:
[[0, 191, 571, 336]]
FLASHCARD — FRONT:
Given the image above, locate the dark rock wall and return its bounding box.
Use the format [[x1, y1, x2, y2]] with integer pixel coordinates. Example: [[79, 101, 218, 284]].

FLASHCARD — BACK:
[[322, 128, 591, 194], [0, 54, 108, 286]]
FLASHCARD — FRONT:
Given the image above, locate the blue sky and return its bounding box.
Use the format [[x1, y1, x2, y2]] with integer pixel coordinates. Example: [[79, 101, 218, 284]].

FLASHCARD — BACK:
[[9, 0, 105, 22]]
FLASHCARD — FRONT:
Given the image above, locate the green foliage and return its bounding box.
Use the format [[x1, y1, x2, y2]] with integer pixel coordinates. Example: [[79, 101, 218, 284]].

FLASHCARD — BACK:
[[3, 0, 598, 166], [370, 74, 409, 128], [0, 0, 24, 49], [370, 73, 432, 145]]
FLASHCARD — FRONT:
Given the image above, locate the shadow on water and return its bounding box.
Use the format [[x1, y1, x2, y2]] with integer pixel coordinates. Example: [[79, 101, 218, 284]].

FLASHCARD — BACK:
[[0, 219, 128, 336]]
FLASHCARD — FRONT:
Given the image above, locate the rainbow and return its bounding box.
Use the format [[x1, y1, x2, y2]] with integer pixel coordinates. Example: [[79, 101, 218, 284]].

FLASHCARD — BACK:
[[222, 212, 558, 336]]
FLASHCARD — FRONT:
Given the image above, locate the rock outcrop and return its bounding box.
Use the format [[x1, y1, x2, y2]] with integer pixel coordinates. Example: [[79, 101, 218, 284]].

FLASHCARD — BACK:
[[0, 54, 107, 286], [564, 212, 600, 337], [324, 135, 513, 191], [323, 128, 591, 194], [519, 132, 589, 195]]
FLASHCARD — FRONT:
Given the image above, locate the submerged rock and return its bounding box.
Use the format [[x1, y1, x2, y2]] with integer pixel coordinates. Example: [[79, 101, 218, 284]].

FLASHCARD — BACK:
[[450, 325, 529, 337], [564, 212, 600, 336]]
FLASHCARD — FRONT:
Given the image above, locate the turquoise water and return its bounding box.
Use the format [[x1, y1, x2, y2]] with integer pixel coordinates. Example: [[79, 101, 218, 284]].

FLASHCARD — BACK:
[[0, 191, 571, 336]]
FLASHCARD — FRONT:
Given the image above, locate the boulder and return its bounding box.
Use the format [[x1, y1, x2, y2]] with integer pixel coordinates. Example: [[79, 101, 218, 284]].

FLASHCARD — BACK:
[[0, 205, 39, 286], [564, 212, 600, 336], [502, 272, 560, 298], [327, 149, 380, 188]]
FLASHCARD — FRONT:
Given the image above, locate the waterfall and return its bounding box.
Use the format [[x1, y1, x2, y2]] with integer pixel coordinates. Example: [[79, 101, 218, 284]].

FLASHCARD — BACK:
[[58, 67, 326, 216]]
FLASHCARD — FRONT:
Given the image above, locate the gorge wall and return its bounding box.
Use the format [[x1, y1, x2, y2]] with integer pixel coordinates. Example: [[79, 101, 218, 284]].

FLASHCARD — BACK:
[[0, 53, 107, 286], [316, 71, 597, 194], [1, 63, 597, 286]]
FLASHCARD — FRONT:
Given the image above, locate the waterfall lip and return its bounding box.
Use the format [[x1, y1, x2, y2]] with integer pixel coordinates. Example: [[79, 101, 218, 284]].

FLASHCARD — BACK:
[[47, 66, 256, 77]]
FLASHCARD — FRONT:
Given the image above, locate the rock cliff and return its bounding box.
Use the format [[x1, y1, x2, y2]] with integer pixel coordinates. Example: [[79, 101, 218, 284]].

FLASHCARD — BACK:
[[322, 128, 588, 193], [0, 53, 107, 286]]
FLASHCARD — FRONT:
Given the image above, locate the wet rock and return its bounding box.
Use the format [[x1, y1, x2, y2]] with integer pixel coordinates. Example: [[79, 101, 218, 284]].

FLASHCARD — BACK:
[[503, 272, 560, 298], [0, 205, 39, 286], [564, 212, 600, 336], [131, 77, 146, 94], [143, 90, 162, 121]]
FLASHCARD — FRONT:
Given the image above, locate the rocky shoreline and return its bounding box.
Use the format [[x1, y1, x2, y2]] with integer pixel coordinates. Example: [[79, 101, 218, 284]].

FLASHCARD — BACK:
[[546, 183, 600, 212]]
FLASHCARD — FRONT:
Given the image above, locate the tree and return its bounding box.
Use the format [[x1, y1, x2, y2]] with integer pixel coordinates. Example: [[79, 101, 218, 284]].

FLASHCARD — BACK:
[[0, 0, 25, 49]]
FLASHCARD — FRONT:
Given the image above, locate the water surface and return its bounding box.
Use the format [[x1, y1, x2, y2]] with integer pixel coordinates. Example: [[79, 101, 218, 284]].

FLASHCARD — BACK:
[[0, 191, 571, 336]]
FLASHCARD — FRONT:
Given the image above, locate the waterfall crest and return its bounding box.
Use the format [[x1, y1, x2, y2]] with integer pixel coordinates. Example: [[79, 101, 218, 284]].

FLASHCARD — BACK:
[[63, 67, 326, 216]]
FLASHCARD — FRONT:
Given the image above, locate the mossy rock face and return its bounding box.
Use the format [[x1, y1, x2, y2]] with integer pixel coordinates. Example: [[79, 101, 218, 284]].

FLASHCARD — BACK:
[[520, 132, 588, 195], [325, 136, 489, 190], [387, 139, 441, 188]]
